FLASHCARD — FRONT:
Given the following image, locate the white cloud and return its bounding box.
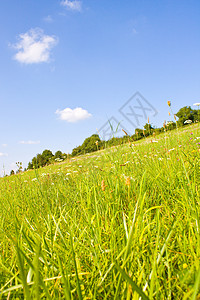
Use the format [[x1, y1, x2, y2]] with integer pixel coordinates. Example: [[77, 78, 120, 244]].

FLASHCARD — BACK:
[[44, 15, 53, 23], [56, 107, 92, 123], [19, 140, 40, 145], [0, 152, 8, 157], [61, 0, 82, 11], [2, 144, 7, 147], [12, 28, 58, 64]]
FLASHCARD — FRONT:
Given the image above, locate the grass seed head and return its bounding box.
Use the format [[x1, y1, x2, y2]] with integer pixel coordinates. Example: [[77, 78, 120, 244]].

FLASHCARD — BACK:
[[122, 129, 128, 136], [101, 180, 105, 191], [125, 177, 131, 186]]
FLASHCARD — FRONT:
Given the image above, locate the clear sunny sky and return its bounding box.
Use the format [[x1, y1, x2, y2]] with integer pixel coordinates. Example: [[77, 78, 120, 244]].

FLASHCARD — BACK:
[[0, 0, 200, 175]]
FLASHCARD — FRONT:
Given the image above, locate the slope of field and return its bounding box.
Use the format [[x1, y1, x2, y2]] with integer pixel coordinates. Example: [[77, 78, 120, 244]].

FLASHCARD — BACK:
[[0, 125, 200, 299]]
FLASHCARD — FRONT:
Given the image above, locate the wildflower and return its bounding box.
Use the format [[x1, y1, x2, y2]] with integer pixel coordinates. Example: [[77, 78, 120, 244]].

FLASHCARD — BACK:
[[183, 263, 188, 269], [101, 180, 105, 191], [95, 141, 99, 146], [168, 112, 170, 116], [167, 101, 171, 107]]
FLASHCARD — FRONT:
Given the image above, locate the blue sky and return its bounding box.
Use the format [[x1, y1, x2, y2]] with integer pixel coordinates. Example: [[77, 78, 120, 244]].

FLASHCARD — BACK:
[[0, 0, 200, 175]]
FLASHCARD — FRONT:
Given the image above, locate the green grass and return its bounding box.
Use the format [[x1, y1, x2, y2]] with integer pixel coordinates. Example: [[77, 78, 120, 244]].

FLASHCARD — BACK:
[[0, 124, 200, 299]]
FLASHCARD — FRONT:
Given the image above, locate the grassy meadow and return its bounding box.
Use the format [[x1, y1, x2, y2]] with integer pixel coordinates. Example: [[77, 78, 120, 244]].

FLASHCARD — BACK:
[[0, 124, 200, 299]]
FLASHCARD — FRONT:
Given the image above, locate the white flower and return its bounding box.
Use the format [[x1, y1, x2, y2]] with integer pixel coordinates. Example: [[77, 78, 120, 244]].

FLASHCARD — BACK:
[[184, 120, 192, 124]]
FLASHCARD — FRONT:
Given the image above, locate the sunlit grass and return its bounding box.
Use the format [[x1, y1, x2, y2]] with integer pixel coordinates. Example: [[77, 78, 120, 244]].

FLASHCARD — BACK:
[[0, 124, 200, 299]]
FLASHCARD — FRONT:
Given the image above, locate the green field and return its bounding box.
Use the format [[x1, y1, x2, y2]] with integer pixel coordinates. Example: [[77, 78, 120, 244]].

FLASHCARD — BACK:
[[0, 125, 200, 299]]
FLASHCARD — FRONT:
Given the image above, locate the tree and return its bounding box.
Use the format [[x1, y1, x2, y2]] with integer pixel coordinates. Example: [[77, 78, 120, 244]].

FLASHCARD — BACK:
[[81, 134, 102, 154], [72, 134, 102, 157], [72, 145, 82, 157], [143, 123, 154, 136], [166, 121, 176, 130], [176, 106, 196, 126], [54, 150, 63, 160], [27, 162, 33, 170], [42, 149, 54, 163]]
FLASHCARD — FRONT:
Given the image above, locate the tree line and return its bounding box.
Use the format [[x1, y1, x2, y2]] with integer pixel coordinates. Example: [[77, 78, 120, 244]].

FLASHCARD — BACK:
[[10, 105, 199, 175]]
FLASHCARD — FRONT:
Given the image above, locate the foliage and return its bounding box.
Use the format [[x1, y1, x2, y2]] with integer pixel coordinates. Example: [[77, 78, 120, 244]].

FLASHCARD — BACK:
[[0, 124, 200, 299], [10, 169, 15, 176], [54, 150, 63, 159], [72, 134, 102, 156], [176, 106, 198, 126], [28, 150, 57, 169], [166, 121, 176, 130]]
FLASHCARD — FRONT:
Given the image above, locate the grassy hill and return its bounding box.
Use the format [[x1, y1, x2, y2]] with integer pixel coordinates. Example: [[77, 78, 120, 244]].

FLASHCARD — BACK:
[[0, 124, 200, 299]]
